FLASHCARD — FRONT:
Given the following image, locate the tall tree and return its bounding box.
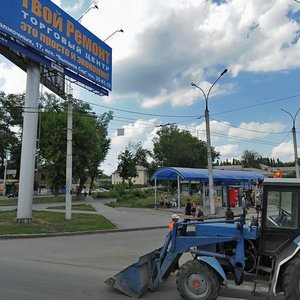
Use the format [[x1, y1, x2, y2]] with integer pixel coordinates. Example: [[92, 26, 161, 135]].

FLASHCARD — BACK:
[[117, 148, 137, 185], [0, 92, 24, 178], [241, 150, 262, 168], [153, 126, 219, 168], [132, 142, 152, 169], [39, 93, 112, 196], [116, 142, 152, 184]]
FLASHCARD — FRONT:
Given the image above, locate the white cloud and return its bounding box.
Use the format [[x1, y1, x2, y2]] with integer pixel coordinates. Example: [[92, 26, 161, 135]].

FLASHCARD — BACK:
[[226, 122, 286, 139], [102, 119, 157, 174], [271, 141, 299, 162], [215, 144, 241, 161], [0, 62, 27, 94], [84, 0, 300, 108], [183, 120, 287, 144]]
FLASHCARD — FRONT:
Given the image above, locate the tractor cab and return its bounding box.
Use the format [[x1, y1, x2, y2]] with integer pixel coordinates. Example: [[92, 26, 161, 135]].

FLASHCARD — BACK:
[[260, 178, 300, 256]]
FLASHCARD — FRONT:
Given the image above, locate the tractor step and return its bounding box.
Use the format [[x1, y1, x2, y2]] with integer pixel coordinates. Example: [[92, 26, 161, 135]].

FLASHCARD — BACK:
[[255, 265, 273, 273], [252, 255, 275, 298], [252, 291, 270, 299]]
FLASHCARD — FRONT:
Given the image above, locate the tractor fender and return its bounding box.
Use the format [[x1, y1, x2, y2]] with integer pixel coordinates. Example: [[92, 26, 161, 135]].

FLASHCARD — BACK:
[[197, 256, 227, 284], [272, 236, 300, 295]]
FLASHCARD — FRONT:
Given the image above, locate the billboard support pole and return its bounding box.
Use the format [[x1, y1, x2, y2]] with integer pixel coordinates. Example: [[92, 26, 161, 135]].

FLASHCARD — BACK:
[[65, 94, 73, 220], [17, 61, 40, 222]]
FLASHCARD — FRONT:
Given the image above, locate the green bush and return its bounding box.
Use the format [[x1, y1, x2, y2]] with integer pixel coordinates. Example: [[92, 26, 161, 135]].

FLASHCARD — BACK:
[[93, 191, 119, 199]]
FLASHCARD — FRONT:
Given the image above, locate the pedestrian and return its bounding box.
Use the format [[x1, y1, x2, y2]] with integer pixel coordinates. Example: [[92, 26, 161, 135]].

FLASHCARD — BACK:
[[241, 193, 247, 215], [255, 191, 261, 212], [165, 198, 171, 208], [169, 214, 180, 232], [168, 214, 180, 271], [185, 199, 192, 216], [225, 207, 234, 220], [191, 200, 197, 217], [160, 197, 165, 207], [172, 198, 178, 208], [197, 206, 204, 219]]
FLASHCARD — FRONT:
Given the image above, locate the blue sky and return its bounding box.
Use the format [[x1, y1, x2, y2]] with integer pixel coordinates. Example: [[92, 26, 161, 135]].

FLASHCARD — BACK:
[[1, 0, 300, 175]]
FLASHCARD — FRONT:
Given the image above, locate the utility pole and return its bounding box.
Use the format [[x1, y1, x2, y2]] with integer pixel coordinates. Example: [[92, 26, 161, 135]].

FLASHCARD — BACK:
[[282, 108, 300, 178]]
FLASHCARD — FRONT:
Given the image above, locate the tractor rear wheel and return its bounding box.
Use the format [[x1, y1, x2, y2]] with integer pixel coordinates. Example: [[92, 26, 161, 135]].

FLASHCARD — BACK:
[[282, 253, 300, 299], [176, 259, 219, 300]]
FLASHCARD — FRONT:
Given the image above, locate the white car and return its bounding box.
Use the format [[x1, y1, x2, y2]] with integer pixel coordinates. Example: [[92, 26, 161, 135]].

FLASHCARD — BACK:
[[92, 188, 109, 193]]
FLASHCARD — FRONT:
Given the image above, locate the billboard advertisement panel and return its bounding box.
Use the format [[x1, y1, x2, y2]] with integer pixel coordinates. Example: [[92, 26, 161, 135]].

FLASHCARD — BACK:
[[0, 0, 112, 91]]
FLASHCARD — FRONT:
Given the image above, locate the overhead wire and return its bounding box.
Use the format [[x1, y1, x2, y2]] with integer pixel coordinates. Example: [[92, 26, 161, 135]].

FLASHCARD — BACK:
[[3, 91, 300, 145], [211, 94, 300, 117], [73, 97, 199, 118], [187, 128, 281, 146], [210, 117, 291, 134]]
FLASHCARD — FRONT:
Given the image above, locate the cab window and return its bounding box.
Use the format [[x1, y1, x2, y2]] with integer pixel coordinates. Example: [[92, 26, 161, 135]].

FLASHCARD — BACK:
[[266, 190, 298, 229]]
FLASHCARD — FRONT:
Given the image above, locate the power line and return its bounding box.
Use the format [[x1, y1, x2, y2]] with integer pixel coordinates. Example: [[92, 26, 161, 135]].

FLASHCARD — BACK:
[[210, 117, 290, 134], [74, 97, 199, 118], [211, 94, 300, 117], [191, 128, 280, 146], [266, 132, 291, 158]]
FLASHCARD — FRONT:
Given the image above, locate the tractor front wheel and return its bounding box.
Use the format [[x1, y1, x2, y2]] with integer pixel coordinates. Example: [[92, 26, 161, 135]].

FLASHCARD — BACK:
[[176, 259, 220, 300], [282, 253, 300, 299]]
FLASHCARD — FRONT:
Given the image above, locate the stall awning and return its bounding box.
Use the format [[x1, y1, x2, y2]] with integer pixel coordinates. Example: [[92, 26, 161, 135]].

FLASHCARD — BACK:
[[150, 167, 264, 184]]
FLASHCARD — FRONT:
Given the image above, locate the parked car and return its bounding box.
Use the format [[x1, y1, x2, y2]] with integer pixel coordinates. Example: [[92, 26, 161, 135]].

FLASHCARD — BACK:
[[92, 188, 109, 194], [7, 192, 18, 198]]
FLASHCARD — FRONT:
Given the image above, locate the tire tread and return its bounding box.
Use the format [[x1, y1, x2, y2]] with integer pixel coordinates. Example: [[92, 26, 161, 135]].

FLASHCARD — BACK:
[[282, 253, 300, 300]]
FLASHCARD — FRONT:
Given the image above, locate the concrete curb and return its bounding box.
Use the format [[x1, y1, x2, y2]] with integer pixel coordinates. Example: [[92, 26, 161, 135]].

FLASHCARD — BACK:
[[0, 225, 168, 240]]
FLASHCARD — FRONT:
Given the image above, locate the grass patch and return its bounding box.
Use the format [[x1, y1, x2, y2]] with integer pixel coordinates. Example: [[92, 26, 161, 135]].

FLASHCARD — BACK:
[[108, 196, 155, 208], [0, 199, 17, 206], [47, 204, 96, 211], [0, 210, 115, 235], [93, 191, 119, 199], [0, 195, 86, 206]]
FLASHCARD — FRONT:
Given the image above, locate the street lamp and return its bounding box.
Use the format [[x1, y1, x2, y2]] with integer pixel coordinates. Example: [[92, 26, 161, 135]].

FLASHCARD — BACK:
[[104, 29, 124, 42], [77, 4, 99, 22], [191, 68, 228, 215], [281, 108, 300, 178]]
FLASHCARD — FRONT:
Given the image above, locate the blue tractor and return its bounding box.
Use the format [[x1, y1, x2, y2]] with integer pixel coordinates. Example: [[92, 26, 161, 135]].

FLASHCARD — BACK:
[[105, 178, 300, 299]]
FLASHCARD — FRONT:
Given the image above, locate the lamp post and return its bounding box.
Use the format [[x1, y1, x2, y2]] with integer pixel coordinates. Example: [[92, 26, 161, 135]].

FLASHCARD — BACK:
[[104, 29, 124, 42], [281, 108, 300, 178], [77, 4, 99, 22], [191, 69, 227, 215]]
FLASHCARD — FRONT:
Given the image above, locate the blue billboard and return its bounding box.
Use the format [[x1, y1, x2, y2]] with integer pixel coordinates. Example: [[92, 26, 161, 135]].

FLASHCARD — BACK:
[[0, 0, 112, 91]]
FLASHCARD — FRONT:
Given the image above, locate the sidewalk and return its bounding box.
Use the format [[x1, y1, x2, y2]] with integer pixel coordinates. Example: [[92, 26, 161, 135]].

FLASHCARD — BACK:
[[32, 198, 257, 229], [0, 197, 256, 233]]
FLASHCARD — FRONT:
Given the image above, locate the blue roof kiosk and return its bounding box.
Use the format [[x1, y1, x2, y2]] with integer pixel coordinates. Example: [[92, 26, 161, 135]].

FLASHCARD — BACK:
[[150, 167, 265, 212]]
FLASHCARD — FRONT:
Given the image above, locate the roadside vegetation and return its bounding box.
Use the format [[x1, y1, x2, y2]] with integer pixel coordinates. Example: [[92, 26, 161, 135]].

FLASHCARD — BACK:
[[107, 188, 203, 208], [0, 210, 115, 235], [47, 204, 96, 211], [0, 195, 87, 207]]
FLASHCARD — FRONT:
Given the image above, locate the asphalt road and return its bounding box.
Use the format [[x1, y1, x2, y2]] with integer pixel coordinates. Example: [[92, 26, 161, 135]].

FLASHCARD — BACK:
[[0, 228, 286, 300]]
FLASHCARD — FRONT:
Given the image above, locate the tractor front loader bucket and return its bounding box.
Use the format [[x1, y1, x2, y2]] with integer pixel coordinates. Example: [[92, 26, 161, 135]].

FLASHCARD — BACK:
[[105, 248, 162, 298]]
